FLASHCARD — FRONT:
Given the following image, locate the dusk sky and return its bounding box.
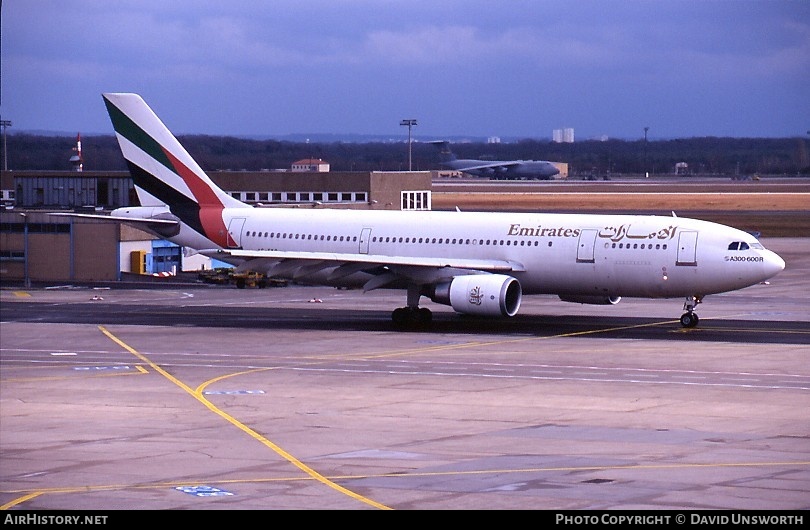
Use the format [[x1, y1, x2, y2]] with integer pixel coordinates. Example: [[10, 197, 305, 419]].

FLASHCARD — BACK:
[[2, 1, 809, 140]]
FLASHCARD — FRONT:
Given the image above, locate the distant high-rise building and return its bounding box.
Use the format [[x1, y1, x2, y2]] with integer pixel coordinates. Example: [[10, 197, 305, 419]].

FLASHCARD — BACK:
[[487, 136, 501, 144], [553, 128, 575, 143]]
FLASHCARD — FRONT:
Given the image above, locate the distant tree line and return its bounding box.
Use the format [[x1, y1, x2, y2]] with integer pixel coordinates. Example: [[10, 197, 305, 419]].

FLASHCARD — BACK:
[[4, 133, 809, 176]]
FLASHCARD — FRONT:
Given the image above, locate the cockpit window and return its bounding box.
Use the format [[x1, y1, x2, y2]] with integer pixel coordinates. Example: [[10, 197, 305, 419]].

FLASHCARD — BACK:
[[728, 241, 751, 251]]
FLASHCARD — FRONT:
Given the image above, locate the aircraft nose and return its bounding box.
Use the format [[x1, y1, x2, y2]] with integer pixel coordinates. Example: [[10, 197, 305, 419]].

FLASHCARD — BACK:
[[763, 250, 785, 279]]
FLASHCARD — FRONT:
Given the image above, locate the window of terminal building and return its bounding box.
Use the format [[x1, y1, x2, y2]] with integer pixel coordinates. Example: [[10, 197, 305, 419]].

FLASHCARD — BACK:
[[401, 190, 431, 211]]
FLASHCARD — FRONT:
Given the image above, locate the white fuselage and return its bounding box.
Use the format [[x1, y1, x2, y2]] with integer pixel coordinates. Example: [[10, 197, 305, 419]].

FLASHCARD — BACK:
[[170, 207, 783, 300]]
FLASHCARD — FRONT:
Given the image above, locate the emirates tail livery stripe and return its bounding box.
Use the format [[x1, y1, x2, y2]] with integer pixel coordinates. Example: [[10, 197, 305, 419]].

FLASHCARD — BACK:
[[161, 148, 231, 247]]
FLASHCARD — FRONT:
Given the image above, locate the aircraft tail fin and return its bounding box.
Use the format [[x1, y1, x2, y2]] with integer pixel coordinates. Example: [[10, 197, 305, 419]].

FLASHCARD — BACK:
[[429, 140, 456, 161], [102, 93, 248, 211]]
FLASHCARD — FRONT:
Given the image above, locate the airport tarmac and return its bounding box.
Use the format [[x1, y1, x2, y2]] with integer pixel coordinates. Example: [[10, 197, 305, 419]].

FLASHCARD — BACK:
[[1, 238, 808, 511]]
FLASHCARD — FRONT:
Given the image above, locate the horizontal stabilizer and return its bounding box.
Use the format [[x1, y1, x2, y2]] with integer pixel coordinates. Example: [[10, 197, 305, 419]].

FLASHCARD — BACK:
[[49, 212, 178, 226]]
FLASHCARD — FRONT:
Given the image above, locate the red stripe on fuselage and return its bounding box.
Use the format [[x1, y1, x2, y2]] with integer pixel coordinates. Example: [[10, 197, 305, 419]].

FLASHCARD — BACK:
[[162, 147, 231, 248]]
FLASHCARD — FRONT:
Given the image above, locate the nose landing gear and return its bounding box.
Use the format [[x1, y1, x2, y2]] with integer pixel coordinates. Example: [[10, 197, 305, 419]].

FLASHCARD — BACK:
[[680, 295, 702, 328]]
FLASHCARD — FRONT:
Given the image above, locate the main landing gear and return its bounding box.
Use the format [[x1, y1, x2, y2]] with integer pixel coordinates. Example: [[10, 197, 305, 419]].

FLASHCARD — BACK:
[[392, 284, 433, 327], [680, 295, 702, 328], [392, 306, 433, 326]]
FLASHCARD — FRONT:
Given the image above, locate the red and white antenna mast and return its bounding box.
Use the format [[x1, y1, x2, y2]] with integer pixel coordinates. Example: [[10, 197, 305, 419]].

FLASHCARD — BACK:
[[69, 133, 83, 171]]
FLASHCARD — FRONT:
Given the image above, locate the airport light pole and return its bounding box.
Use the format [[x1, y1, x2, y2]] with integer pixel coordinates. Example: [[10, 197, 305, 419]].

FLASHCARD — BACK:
[[1, 118, 11, 171], [400, 119, 417, 171], [643, 126, 649, 177]]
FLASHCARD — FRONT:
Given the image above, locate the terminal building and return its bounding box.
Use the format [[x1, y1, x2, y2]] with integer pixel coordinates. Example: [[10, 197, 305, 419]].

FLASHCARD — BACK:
[[0, 169, 432, 284]]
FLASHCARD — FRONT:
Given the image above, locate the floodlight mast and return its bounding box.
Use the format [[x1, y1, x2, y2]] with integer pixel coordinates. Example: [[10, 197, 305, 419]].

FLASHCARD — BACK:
[[400, 119, 417, 171]]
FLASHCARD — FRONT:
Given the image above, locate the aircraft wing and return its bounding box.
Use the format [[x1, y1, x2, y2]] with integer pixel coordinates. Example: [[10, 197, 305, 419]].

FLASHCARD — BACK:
[[202, 248, 525, 290], [208, 248, 523, 270], [455, 161, 521, 172]]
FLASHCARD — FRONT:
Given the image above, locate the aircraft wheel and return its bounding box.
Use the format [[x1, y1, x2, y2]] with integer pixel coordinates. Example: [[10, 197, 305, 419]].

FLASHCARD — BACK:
[[392, 307, 408, 324], [680, 312, 699, 328]]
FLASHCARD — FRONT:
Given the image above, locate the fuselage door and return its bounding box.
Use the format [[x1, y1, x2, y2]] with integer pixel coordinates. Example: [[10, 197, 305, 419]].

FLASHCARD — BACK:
[[359, 228, 372, 254], [676, 230, 698, 266], [226, 217, 247, 248], [576, 229, 598, 263]]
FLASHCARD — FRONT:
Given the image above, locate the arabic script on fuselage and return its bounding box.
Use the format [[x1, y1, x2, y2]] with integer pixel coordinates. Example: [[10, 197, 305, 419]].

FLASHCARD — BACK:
[[597, 224, 678, 243]]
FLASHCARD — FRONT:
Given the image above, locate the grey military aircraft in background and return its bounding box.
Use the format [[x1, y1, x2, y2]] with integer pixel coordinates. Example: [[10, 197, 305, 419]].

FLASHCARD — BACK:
[[430, 140, 560, 180]]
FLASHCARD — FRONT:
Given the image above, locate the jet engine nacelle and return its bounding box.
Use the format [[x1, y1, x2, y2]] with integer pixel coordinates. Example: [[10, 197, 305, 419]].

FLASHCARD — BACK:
[[430, 274, 522, 317], [558, 294, 621, 305]]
